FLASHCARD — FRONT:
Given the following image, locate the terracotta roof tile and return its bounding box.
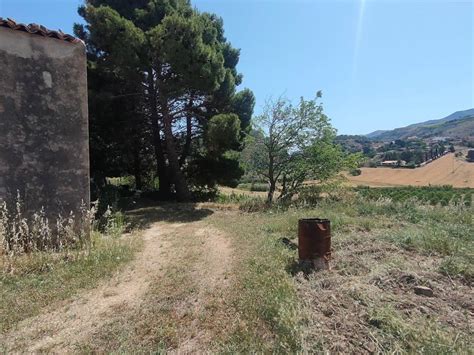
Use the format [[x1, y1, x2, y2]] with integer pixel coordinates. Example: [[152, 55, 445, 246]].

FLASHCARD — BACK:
[[0, 17, 81, 44]]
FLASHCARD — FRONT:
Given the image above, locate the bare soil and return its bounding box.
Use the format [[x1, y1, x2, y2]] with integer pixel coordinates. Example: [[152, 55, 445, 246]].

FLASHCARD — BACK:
[[347, 153, 474, 187]]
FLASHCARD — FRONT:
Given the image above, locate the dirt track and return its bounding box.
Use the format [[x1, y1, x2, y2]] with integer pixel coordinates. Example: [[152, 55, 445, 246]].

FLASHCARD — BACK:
[[348, 153, 474, 188], [1, 211, 232, 353]]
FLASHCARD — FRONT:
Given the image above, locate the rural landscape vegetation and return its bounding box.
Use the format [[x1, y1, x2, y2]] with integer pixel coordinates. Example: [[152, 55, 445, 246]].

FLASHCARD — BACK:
[[1, 0, 473, 353]]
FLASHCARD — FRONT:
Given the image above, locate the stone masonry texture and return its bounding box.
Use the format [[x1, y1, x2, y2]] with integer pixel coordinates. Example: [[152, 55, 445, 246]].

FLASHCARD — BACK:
[[0, 26, 89, 219]]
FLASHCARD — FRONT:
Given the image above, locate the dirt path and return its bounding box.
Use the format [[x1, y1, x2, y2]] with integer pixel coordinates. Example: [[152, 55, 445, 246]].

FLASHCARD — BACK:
[[1, 215, 233, 352]]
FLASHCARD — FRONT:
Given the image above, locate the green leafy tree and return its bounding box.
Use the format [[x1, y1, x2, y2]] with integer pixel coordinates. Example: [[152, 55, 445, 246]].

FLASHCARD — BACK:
[[242, 93, 358, 204], [75, 0, 254, 200]]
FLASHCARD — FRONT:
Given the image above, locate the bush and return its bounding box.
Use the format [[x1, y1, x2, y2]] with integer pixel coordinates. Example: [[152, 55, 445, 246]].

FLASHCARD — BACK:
[[237, 183, 251, 191], [239, 198, 268, 212], [189, 185, 218, 202], [250, 183, 269, 192], [237, 182, 269, 192], [349, 168, 362, 176]]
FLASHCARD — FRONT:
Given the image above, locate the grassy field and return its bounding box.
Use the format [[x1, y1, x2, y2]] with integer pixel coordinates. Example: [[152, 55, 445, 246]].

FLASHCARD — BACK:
[[1, 191, 473, 352], [0, 230, 141, 333], [356, 185, 473, 206], [211, 198, 473, 352], [348, 153, 474, 188]]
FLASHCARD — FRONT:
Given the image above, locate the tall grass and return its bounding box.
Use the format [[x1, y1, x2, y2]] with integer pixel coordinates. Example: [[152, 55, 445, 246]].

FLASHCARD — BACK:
[[1, 196, 136, 331], [0, 192, 94, 256]]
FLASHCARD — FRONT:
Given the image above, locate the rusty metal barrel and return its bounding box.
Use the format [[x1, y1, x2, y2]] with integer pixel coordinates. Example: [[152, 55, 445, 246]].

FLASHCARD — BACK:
[[298, 218, 331, 270]]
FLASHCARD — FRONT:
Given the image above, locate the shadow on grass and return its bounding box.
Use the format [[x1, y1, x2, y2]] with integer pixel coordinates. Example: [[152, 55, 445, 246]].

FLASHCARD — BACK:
[[125, 201, 214, 230], [279, 237, 318, 278], [286, 259, 318, 278]]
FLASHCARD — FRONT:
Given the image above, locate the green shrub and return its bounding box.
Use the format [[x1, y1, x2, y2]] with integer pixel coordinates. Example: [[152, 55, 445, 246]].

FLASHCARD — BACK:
[[349, 168, 362, 176], [250, 183, 269, 192], [239, 198, 268, 212], [237, 183, 252, 191]]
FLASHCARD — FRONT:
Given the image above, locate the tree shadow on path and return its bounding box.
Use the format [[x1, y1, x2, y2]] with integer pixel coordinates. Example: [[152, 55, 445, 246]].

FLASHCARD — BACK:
[[125, 201, 214, 230]]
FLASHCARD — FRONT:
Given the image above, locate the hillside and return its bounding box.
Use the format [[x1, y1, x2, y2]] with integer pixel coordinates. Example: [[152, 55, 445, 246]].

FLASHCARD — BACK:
[[367, 108, 474, 141], [347, 153, 474, 188]]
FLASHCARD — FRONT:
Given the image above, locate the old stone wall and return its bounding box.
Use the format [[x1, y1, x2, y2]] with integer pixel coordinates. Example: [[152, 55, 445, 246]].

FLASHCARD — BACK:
[[0, 27, 89, 218]]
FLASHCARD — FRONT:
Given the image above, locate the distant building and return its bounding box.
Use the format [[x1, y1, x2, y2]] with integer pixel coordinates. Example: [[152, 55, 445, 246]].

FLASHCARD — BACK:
[[467, 150, 474, 162], [381, 160, 406, 167], [429, 136, 449, 143]]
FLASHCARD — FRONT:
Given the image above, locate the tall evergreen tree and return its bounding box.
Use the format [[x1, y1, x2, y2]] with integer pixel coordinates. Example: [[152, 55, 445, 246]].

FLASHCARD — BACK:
[[75, 0, 254, 200]]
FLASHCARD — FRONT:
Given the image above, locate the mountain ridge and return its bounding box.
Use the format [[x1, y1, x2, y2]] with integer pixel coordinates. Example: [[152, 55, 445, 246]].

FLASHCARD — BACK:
[[366, 108, 474, 141]]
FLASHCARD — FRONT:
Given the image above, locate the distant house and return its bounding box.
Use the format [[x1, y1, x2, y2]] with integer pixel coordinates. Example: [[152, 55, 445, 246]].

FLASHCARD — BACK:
[[429, 136, 449, 143], [381, 160, 406, 167], [467, 150, 474, 162]]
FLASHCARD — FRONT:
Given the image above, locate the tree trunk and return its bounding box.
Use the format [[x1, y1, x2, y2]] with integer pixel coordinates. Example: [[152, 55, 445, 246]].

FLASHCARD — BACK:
[[267, 179, 276, 204], [278, 174, 287, 201], [266, 149, 275, 204], [132, 148, 142, 190], [179, 113, 192, 167], [147, 70, 171, 199], [151, 120, 171, 198], [161, 99, 192, 201]]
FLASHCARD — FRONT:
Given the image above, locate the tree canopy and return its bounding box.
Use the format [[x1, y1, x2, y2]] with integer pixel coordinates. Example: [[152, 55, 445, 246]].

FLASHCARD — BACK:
[[75, 0, 255, 200], [242, 94, 359, 204]]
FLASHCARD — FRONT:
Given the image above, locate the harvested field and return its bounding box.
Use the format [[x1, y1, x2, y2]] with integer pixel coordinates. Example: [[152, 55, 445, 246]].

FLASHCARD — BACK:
[[348, 153, 474, 188]]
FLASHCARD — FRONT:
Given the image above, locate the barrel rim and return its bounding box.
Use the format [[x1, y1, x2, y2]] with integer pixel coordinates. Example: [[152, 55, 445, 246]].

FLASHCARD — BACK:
[[298, 218, 330, 223]]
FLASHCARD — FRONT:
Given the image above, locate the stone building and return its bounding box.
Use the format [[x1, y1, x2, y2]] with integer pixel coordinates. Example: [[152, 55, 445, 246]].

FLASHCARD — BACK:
[[0, 18, 89, 219]]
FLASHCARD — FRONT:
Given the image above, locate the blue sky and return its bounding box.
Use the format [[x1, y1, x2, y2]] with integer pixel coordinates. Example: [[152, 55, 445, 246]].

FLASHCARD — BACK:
[[1, 0, 472, 134]]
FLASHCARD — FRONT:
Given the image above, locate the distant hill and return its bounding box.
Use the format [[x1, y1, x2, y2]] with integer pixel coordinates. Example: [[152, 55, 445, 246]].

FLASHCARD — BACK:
[[366, 130, 388, 139], [335, 134, 372, 153], [367, 108, 474, 141]]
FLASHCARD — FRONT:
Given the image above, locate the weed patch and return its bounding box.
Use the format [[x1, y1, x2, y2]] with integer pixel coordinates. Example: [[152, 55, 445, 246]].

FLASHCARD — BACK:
[[0, 231, 140, 332]]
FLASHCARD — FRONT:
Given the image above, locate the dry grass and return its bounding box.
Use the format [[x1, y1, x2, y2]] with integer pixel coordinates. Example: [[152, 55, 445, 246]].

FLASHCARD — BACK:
[[347, 153, 474, 188], [70, 207, 238, 353], [239, 201, 473, 353], [0, 231, 140, 335], [1, 198, 472, 353], [64, 205, 301, 353], [219, 186, 268, 198]]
